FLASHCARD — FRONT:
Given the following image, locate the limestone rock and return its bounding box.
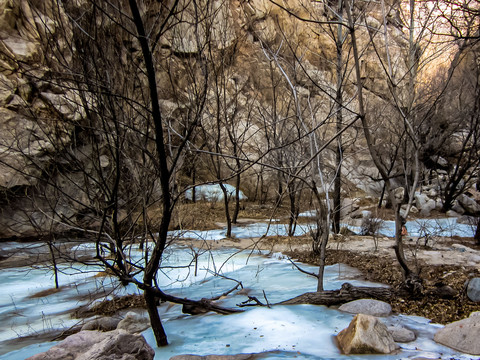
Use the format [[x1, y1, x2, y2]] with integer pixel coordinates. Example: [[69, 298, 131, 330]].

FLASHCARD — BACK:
[[338, 299, 392, 317], [457, 194, 480, 215], [337, 314, 399, 354], [467, 277, 480, 302], [451, 201, 466, 215], [117, 311, 150, 334], [387, 326, 416, 343], [434, 314, 480, 355], [170, 355, 258, 360], [414, 192, 429, 209], [81, 316, 121, 332], [420, 199, 436, 216], [26, 329, 155, 360]]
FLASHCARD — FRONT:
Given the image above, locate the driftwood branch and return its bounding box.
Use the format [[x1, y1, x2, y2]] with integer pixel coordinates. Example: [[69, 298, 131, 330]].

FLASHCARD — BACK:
[[277, 283, 394, 306]]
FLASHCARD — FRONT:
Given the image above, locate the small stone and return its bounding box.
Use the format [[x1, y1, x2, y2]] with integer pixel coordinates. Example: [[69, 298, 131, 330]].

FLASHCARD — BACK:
[[387, 326, 416, 343], [338, 299, 392, 317], [117, 311, 150, 333], [467, 277, 480, 302]]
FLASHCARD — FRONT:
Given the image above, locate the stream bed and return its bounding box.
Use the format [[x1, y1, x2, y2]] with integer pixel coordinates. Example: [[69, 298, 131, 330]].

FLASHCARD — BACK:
[[0, 220, 477, 360]]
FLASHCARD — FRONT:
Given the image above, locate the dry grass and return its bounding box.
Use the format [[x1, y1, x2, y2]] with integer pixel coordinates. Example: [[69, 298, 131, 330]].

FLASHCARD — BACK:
[[28, 287, 64, 298]]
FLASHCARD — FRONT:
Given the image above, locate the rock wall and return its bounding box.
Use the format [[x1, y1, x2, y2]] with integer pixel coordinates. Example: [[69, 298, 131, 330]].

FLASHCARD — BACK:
[[0, 0, 460, 239]]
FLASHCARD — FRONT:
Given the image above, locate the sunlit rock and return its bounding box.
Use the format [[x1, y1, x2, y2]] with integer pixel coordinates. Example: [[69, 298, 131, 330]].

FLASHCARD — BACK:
[[25, 329, 155, 360], [338, 299, 392, 317], [434, 313, 480, 355], [336, 314, 399, 354]]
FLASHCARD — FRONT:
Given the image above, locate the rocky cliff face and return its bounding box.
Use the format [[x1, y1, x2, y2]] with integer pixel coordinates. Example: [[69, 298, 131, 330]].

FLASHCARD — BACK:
[[0, 0, 463, 239]]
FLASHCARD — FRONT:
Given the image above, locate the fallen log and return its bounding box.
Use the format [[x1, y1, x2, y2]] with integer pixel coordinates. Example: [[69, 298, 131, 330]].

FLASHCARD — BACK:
[[276, 283, 396, 306]]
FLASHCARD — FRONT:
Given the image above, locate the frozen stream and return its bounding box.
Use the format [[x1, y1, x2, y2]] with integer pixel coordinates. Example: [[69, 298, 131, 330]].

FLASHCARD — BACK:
[[0, 228, 476, 359], [169, 217, 476, 240]]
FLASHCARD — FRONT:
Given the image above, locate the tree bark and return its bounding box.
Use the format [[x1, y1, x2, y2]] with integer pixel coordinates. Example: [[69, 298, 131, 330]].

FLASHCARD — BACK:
[[277, 283, 394, 306], [144, 289, 168, 346]]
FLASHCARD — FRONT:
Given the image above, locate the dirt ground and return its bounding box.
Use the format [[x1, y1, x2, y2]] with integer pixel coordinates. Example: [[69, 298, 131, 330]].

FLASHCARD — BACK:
[[178, 233, 480, 324]]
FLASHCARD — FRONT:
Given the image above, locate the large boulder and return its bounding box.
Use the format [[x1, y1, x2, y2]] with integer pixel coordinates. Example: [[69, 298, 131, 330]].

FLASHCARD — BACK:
[[434, 313, 480, 355], [336, 314, 399, 354], [338, 299, 392, 317], [457, 194, 480, 215], [420, 199, 436, 216], [26, 329, 155, 360], [467, 277, 480, 302]]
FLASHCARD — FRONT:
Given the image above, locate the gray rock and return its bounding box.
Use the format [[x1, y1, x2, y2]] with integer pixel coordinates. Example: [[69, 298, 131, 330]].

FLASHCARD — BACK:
[[451, 201, 466, 215], [387, 326, 416, 343], [117, 311, 150, 333], [81, 317, 121, 332], [434, 314, 480, 355], [338, 299, 392, 317], [337, 314, 399, 354], [170, 355, 258, 360], [414, 193, 429, 209], [446, 210, 461, 218], [457, 215, 478, 225], [457, 194, 480, 215], [393, 187, 404, 201], [26, 330, 155, 360], [467, 277, 480, 302], [420, 199, 436, 216]]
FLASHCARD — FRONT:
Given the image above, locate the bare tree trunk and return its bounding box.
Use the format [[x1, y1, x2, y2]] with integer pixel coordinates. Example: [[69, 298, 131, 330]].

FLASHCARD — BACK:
[[219, 183, 232, 238], [232, 172, 241, 224], [144, 289, 168, 346], [475, 218, 480, 245], [332, 0, 344, 234], [128, 0, 174, 346], [47, 240, 59, 289]]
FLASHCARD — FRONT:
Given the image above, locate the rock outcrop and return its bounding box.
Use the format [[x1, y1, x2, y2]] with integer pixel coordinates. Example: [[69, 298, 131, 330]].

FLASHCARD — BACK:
[[336, 314, 399, 354], [25, 329, 155, 360]]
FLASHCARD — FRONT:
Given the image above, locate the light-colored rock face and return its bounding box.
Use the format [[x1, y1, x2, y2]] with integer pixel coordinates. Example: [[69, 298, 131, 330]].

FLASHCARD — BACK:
[[434, 314, 480, 355], [338, 299, 392, 317], [336, 314, 399, 355], [25, 329, 155, 360]]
